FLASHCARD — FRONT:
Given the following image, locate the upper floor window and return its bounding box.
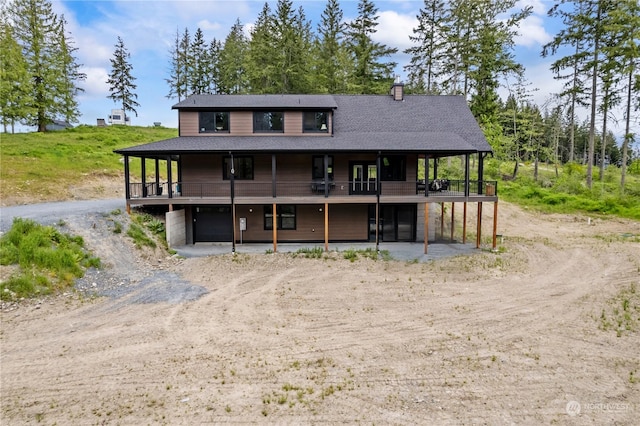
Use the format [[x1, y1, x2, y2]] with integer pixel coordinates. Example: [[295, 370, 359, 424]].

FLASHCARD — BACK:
[[253, 112, 283, 132], [223, 156, 253, 180], [381, 156, 406, 181], [303, 112, 329, 132], [200, 111, 229, 133]]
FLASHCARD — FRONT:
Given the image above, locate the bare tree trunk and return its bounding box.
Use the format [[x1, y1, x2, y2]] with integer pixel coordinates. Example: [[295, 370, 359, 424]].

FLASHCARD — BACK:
[[599, 90, 608, 182], [620, 64, 633, 192], [586, 4, 601, 190]]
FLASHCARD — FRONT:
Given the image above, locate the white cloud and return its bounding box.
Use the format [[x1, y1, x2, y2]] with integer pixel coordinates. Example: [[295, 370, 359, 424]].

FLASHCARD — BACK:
[[197, 20, 223, 33], [374, 10, 416, 51], [514, 14, 552, 48], [80, 67, 110, 97]]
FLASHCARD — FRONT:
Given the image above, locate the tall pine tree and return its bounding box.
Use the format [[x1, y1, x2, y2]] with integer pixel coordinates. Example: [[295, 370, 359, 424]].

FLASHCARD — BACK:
[[314, 0, 351, 93], [404, 0, 450, 94], [0, 15, 33, 132], [218, 19, 249, 94], [345, 0, 397, 94], [7, 0, 85, 131], [106, 36, 140, 122]]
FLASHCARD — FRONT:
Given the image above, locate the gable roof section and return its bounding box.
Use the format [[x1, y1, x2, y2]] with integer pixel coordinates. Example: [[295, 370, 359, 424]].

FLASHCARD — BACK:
[[116, 94, 492, 156]]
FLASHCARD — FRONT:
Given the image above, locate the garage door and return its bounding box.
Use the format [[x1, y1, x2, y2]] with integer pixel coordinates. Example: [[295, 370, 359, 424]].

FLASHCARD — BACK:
[[193, 206, 232, 242]]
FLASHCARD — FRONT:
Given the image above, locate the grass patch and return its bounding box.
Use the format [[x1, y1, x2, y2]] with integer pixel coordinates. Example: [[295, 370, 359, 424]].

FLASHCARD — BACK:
[[0, 125, 177, 203], [0, 218, 100, 300], [488, 162, 640, 220], [599, 283, 640, 337], [341, 248, 391, 262], [293, 247, 324, 259], [126, 211, 168, 250], [126, 223, 156, 249]]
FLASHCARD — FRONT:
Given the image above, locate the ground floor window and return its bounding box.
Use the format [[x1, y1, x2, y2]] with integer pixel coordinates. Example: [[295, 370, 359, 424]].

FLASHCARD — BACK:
[[264, 205, 296, 230]]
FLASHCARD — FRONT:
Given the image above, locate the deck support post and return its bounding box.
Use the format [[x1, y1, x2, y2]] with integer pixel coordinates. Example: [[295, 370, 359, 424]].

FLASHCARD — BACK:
[[463, 202, 467, 244], [272, 202, 277, 253], [450, 202, 455, 242], [476, 202, 483, 248], [324, 202, 329, 252], [492, 201, 498, 251], [424, 202, 429, 254]]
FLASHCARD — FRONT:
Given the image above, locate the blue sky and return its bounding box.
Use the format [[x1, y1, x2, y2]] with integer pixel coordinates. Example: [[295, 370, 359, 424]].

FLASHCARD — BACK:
[[49, 0, 584, 131]]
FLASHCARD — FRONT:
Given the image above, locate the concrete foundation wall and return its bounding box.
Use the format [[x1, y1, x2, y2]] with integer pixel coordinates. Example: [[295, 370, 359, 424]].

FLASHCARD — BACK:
[[166, 209, 186, 247]]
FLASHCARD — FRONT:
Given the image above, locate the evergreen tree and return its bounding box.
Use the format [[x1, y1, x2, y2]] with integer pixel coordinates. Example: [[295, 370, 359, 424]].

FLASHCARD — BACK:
[[218, 19, 249, 94], [603, 0, 640, 190], [465, 0, 531, 124], [0, 16, 33, 132], [106, 36, 140, 122], [543, 0, 617, 188], [7, 0, 84, 131], [166, 28, 184, 100], [345, 0, 397, 94], [315, 0, 351, 93], [55, 16, 85, 126], [207, 38, 222, 94], [542, 0, 592, 164], [259, 0, 314, 93], [189, 28, 208, 95], [247, 2, 275, 93], [404, 0, 450, 94]]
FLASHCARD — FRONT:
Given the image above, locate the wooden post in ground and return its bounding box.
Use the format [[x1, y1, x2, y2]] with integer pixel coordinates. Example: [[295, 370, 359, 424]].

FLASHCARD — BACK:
[[463, 202, 467, 244], [450, 202, 455, 242], [424, 202, 429, 254]]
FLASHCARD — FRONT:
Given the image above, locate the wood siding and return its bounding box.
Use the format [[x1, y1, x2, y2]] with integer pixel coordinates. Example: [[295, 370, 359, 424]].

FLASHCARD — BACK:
[[180, 111, 199, 136], [233, 203, 368, 242], [179, 110, 332, 136]]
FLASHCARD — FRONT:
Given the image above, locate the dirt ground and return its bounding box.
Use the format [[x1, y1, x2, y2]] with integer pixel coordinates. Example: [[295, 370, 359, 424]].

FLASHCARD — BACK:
[[1, 197, 639, 424]]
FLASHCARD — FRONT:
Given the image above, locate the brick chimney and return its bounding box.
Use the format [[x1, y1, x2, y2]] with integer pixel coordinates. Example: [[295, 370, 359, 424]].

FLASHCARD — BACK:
[[390, 76, 404, 101]]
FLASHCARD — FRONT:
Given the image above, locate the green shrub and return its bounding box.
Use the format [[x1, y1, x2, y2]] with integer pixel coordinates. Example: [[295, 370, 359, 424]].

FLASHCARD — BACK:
[[0, 218, 100, 301], [294, 247, 324, 258], [127, 223, 157, 248]]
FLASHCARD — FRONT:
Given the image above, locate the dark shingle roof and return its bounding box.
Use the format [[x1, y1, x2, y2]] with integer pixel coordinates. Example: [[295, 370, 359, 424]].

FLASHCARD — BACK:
[[173, 94, 338, 110], [116, 94, 491, 156]]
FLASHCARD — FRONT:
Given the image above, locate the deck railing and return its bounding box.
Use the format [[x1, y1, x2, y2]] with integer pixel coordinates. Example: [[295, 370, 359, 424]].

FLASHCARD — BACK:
[[128, 179, 497, 200]]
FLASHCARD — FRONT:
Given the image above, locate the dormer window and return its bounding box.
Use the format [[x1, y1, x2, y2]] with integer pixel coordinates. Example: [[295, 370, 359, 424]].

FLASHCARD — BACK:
[[253, 112, 284, 132], [303, 111, 329, 133], [199, 111, 229, 133]]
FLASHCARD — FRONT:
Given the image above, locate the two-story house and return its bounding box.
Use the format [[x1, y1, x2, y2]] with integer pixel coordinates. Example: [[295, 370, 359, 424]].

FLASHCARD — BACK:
[[114, 83, 499, 253]]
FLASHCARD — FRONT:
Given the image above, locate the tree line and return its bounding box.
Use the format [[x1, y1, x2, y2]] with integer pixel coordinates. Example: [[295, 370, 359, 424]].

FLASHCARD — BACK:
[[1, 0, 638, 189]]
